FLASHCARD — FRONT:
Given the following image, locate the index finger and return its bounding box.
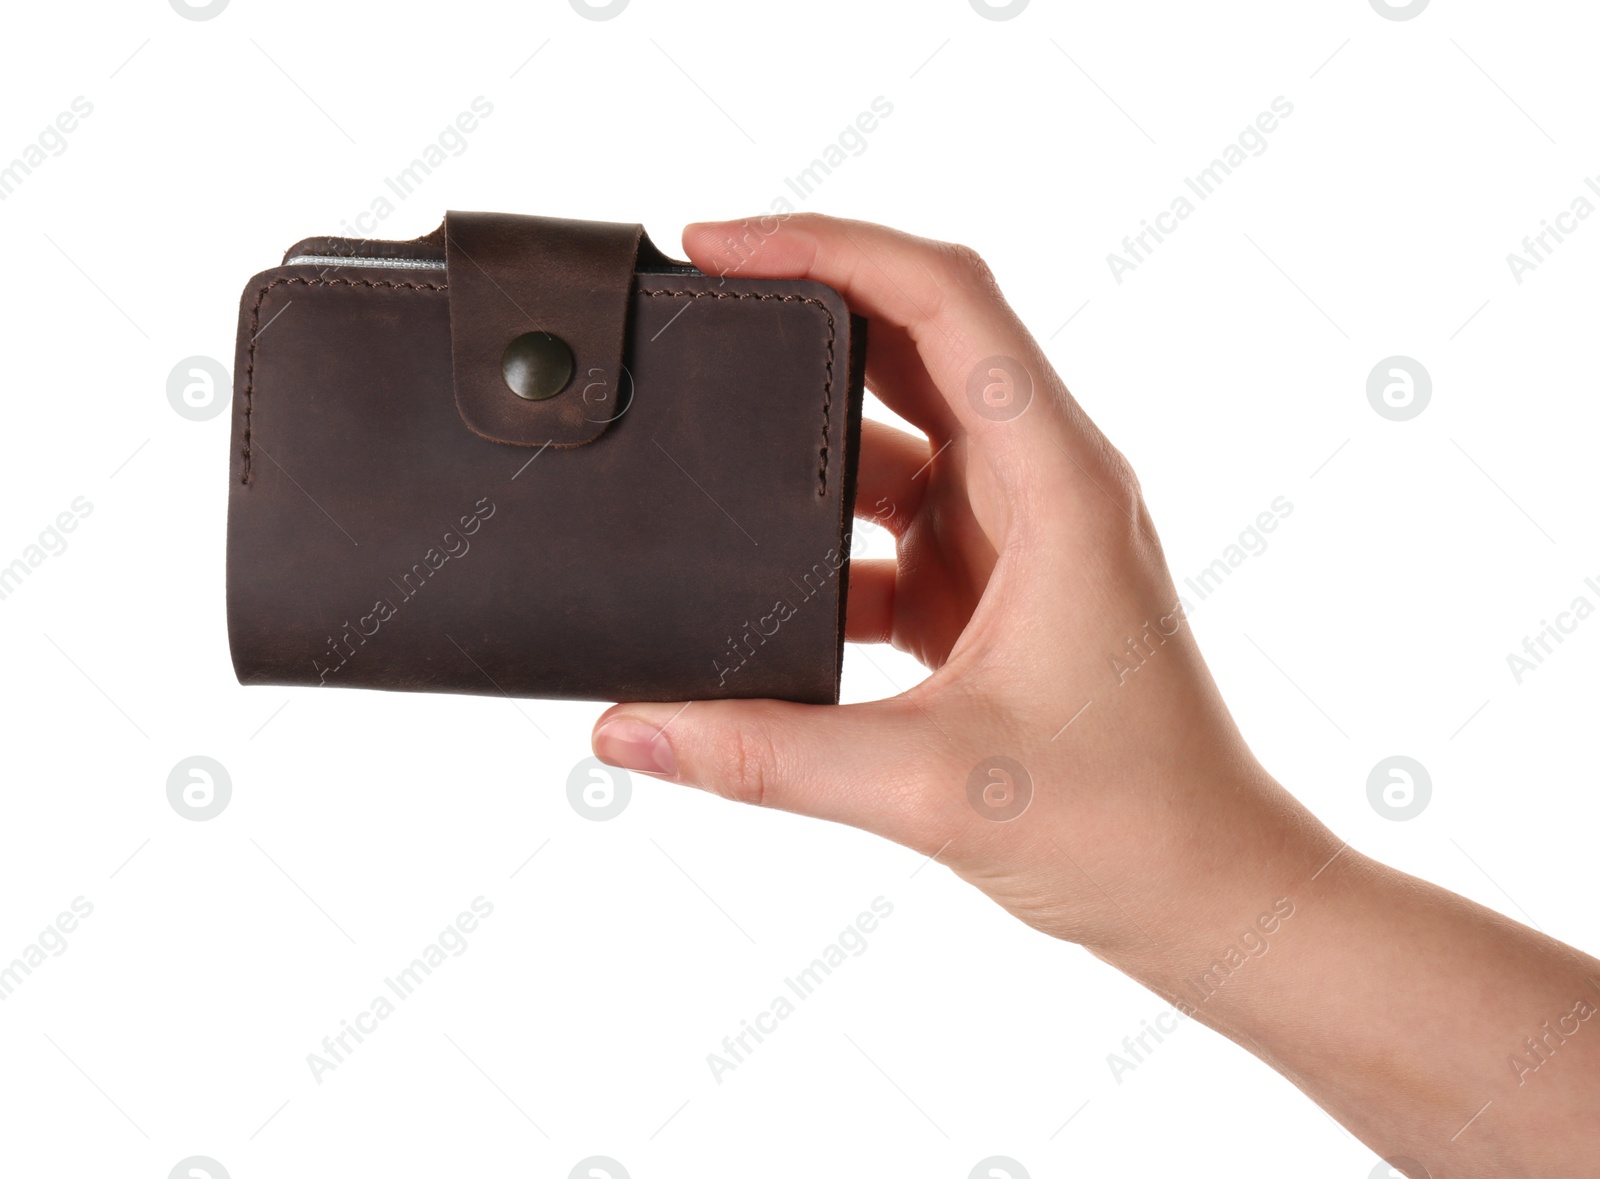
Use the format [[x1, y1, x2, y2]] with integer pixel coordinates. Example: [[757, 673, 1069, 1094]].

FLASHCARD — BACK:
[[681, 213, 1057, 447]]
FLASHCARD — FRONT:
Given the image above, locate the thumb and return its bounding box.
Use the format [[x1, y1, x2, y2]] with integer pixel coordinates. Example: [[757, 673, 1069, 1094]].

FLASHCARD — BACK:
[[591, 698, 929, 839]]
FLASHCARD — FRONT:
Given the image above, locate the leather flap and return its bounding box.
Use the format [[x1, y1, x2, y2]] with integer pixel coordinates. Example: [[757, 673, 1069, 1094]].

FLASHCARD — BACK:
[[444, 210, 644, 447]]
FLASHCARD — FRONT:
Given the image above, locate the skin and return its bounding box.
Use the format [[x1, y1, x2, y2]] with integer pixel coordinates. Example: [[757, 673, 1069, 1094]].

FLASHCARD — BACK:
[[590, 213, 1600, 1177]]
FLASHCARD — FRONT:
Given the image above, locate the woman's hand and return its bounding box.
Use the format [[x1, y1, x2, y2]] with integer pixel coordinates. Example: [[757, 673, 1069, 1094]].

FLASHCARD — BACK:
[[592, 213, 1600, 1178], [592, 211, 1321, 956]]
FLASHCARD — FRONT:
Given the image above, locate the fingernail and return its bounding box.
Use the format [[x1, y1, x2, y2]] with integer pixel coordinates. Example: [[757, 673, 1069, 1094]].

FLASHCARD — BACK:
[[685, 217, 753, 235], [594, 718, 678, 777]]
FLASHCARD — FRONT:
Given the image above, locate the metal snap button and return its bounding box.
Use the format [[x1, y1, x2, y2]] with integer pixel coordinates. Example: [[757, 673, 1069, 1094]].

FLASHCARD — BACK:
[[501, 331, 574, 401]]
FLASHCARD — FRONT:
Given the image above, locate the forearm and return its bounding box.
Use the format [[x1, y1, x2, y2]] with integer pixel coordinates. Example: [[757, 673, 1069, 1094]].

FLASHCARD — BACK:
[[644, 214, 1599, 1171], [1098, 802, 1600, 1177]]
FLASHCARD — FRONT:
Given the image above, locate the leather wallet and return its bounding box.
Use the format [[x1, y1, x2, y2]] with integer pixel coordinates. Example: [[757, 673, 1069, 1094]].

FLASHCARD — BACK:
[[227, 212, 865, 704]]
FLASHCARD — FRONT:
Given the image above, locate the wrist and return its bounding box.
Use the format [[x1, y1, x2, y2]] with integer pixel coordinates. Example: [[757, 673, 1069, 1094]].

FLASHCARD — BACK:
[[1084, 769, 1343, 1008]]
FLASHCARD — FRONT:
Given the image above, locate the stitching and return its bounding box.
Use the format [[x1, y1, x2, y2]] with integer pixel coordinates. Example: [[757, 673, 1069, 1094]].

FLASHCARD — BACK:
[[641, 288, 836, 497], [242, 275, 446, 484], [243, 280, 839, 498]]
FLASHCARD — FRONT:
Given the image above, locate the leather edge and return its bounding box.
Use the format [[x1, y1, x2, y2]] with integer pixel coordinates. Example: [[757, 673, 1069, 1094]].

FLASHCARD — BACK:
[[831, 312, 869, 704]]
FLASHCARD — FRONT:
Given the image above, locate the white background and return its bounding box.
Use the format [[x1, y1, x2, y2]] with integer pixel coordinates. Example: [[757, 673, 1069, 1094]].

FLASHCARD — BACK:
[[1, 2, 1596, 1176]]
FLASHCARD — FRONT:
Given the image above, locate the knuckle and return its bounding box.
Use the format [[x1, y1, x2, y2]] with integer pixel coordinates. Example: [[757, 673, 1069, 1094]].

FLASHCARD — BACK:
[[940, 240, 996, 286], [1078, 427, 1144, 504], [1105, 443, 1144, 501], [707, 724, 779, 808]]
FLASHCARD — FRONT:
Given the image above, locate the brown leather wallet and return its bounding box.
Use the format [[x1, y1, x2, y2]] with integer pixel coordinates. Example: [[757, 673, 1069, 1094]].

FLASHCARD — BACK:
[[227, 212, 865, 704]]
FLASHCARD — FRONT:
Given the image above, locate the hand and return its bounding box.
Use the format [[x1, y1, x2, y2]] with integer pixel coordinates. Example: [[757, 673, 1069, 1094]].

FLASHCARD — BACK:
[[592, 211, 1322, 955], [592, 213, 1600, 1177]]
